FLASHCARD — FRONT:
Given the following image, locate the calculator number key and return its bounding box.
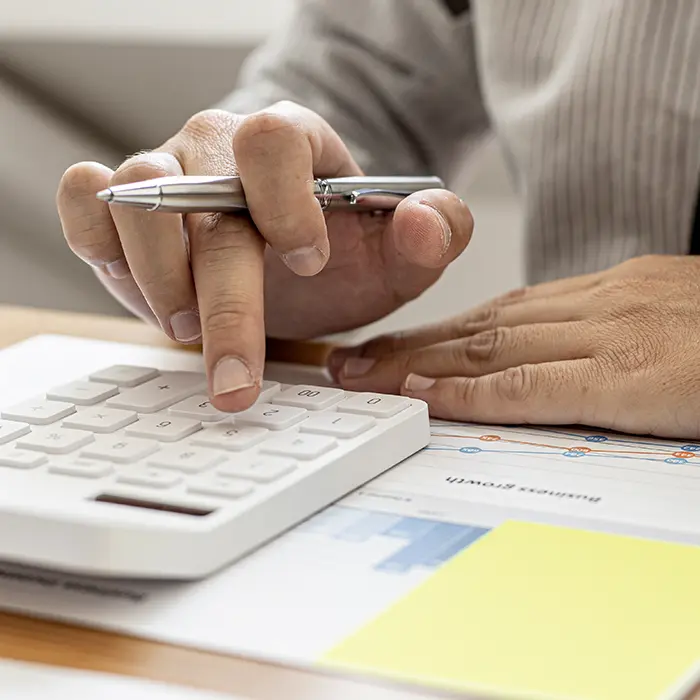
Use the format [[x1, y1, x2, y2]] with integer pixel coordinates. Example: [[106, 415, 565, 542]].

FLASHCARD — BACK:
[[126, 416, 201, 442], [273, 385, 344, 410], [82, 437, 158, 464], [218, 456, 296, 483], [300, 412, 375, 438], [148, 446, 225, 474], [339, 393, 410, 419], [49, 458, 113, 479], [261, 434, 337, 460], [192, 424, 268, 451], [188, 475, 254, 500], [168, 395, 226, 422], [17, 427, 95, 455], [117, 467, 182, 490], [235, 403, 307, 430]]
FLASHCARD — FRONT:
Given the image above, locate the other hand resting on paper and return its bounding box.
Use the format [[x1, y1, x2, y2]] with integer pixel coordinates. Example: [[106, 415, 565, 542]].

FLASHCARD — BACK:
[[55, 103, 474, 413], [329, 255, 700, 439]]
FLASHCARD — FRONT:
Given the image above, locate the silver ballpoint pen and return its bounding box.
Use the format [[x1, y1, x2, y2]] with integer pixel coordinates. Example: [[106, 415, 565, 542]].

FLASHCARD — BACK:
[[96, 175, 445, 213]]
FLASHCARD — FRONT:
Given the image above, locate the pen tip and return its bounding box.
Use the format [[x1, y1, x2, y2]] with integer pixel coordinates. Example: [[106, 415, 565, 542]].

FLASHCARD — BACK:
[[96, 188, 113, 202]]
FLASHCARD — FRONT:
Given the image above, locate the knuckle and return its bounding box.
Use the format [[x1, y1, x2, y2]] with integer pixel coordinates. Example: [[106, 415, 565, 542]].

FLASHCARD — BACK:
[[494, 365, 535, 403], [183, 108, 236, 140], [458, 327, 507, 367], [233, 110, 300, 156], [457, 305, 500, 335], [112, 157, 169, 187], [203, 299, 253, 337]]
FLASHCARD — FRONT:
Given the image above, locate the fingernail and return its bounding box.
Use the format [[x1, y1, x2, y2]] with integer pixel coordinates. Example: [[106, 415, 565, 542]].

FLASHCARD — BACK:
[[104, 258, 130, 279], [341, 357, 376, 379], [420, 202, 452, 255], [405, 374, 436, 392], [282, 246, 327, 276], [170, 311, 202, 343], [212, 356, 255, 396]]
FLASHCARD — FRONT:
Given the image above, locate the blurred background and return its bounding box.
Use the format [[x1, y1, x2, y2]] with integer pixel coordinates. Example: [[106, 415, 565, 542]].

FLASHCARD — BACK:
[[0, 0, 523, 342]]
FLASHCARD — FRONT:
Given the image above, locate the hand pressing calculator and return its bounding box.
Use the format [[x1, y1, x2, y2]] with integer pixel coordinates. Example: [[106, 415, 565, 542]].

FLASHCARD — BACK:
[[0, 336, 430, 580]]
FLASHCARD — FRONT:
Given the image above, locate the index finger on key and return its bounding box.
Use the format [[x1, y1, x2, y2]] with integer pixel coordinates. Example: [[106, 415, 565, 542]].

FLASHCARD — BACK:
[[232, 101, 362, 276], [188, 211, 266, 413]]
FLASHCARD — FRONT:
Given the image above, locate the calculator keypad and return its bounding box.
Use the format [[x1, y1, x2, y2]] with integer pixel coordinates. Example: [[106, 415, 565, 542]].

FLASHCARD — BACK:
[[0, 365, 404, 508]]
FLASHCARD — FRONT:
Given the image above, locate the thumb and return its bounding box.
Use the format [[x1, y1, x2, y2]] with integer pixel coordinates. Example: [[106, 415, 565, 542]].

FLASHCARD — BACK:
[[390, 188, 474, 268]]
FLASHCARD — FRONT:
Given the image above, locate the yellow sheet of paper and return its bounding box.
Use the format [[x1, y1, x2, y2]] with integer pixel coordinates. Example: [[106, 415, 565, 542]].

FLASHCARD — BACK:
[[322, 521, 700, 700]]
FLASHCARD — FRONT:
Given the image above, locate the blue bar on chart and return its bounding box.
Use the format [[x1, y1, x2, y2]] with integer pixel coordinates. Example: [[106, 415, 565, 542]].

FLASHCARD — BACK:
[[374, 522, 478, 574], [421, 526, 490, 568], [383, 516, 440, 541]]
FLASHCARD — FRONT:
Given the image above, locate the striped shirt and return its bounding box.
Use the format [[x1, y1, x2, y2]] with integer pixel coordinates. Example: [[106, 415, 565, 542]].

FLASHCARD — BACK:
[[220, 0, 700, 284]]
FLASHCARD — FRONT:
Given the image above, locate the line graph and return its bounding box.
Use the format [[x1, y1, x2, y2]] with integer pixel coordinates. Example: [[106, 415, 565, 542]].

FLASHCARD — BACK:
[[427, 423, 700, 466]]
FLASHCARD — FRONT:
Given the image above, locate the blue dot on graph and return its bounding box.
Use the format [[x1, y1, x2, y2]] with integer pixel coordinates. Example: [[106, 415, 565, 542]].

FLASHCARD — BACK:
[[563, 451, 587, 458], [682, 445, 700, 452], [459, 447, 482, 454], [585, 435, 608, 443], [665, 457, 688, 465]]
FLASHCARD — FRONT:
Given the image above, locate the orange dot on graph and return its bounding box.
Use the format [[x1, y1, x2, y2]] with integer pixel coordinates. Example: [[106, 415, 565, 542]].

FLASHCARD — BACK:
[[479, 435, 501, 442], [569, 446, 592, 453], [673, 451, 695, 459]]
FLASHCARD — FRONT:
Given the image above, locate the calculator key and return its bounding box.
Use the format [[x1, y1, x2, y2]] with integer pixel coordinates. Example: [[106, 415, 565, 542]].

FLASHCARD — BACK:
[[218, 456, 296, 483], [0, 448, 47, 469], [89, 365, 159, 387], [49, 458, 113, 479], [82, 437, 159, 464], [258, 380, 281, 403], [17, 427, 94, 455], [0, 420, 30, 445], [117, 467, 182, 489], [273, 385, 345, 410], [126, 416, 201, 442], [261, 434, 337, 460], [63, 407, 137, 433], [1, 399, 75, 426], [235, 403, 307, 430], [188, 475, 254, 500], [191, 424, 268, 451], [47, 380, 118, 406], [168, 395, 226, 422], [148, 446, 225, 474], [300, 412, 376, 438], [339, 393, 410, 419], [106, 372, 206, 413]]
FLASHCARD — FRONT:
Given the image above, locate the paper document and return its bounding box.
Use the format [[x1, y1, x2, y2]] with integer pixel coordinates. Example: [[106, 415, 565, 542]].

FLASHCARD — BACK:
[[2, 336, 700, 700], [0, 658, 240, 699]]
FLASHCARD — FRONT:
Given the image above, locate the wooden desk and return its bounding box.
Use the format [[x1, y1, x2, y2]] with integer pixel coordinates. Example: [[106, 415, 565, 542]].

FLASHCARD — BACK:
[[1, 304, 698, 700]]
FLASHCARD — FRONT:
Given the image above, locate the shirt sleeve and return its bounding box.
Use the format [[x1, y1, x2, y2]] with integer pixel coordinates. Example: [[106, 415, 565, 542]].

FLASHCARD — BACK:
[[215, 0, 491, 179]]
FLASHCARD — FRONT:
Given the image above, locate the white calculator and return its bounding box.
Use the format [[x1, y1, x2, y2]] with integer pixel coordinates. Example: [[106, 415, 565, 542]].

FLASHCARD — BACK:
[[0, 335, 430, 580]]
